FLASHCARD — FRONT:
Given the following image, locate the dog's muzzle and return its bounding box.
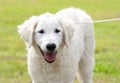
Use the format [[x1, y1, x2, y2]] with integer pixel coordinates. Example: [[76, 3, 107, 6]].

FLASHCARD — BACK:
[[38, 43, 57, 63]]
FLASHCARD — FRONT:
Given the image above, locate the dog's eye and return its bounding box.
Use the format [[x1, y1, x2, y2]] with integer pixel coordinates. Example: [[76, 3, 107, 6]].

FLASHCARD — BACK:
[[55, 29, 60, 33], [38, 29, 44, 34]]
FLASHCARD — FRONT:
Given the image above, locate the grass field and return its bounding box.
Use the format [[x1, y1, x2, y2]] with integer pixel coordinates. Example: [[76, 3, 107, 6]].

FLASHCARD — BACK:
[[0, 0, 120, 83]]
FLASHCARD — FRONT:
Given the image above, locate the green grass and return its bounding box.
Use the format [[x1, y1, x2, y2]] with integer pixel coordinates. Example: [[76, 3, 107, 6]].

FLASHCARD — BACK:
[[0, 0, 120, 83]]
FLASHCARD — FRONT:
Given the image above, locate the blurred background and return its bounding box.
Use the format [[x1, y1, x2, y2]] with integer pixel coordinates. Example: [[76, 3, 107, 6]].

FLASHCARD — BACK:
[[0, 0, 120, 83]]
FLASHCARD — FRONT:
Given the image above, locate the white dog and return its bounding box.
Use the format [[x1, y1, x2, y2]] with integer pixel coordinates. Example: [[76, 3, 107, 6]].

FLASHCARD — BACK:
[[18, 7, 95, 83]]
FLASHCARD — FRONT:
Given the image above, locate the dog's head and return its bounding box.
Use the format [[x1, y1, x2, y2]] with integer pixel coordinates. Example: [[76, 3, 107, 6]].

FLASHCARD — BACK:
[[18, 13, 73, 63]]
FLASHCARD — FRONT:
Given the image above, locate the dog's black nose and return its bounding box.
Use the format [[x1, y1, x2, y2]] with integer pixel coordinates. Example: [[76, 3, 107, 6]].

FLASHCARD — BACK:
[[46, 43, 56, 51]]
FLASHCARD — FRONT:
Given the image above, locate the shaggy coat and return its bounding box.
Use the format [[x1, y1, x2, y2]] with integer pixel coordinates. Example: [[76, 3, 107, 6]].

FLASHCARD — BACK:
[[18, 7, 95, 83]]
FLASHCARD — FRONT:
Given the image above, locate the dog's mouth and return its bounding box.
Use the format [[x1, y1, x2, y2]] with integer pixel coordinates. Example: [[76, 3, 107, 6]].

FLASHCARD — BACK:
[[38, 46, 57, 63]]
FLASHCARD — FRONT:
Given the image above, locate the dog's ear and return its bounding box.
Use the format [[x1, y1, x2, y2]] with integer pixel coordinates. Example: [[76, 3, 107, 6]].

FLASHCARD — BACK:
[[18, 16, 38, 47], [58, 18, 74, 47]]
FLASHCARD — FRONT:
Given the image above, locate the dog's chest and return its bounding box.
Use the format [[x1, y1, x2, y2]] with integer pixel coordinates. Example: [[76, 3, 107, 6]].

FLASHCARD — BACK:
[[28, 54, 77, 83]]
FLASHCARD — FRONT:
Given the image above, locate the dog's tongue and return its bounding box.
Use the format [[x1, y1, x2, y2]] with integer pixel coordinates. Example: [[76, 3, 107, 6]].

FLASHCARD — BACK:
[[44, 53, 56, 63]]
